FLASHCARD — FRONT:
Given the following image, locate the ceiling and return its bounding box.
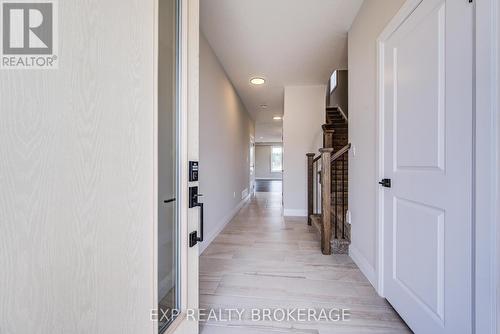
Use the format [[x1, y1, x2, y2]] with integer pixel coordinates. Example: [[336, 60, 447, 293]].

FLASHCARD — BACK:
[[200, 0, 363, 142]]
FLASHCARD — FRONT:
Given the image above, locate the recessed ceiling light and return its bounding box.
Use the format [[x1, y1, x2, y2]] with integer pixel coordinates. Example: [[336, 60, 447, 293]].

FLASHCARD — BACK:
[[250, 77, 265, 85], [273, 116, 282, 120], [260, 104, 268, 109]]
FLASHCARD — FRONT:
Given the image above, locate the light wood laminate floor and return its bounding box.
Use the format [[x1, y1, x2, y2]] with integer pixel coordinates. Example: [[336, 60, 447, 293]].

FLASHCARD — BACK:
[[199, 192, 411, 334]]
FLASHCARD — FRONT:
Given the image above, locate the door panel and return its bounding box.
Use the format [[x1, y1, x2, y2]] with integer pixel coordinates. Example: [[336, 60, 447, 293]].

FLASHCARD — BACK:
[[393, 197, 444, 320], [393, 4, 445, 171], [382, 0, 473, 333]]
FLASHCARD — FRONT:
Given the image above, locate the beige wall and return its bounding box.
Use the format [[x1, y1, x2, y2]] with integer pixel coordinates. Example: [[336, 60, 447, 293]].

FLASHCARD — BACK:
[[283, 85, 326, 216], [255, 144, 283, 180], [347, 0, 405, 283], [199, 34, 255, 253]]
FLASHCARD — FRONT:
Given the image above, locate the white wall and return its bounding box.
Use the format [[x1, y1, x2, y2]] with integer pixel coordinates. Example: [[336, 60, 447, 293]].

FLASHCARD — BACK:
[[0, 1, 156, 333], [255, 144, 282, 180], [347, 0, 405, 282], [283, 85, 326, 216], [199, 34, 255, 252]]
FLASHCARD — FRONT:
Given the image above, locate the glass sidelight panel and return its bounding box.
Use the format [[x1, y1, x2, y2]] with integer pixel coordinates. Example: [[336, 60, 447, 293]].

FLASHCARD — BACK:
[[158, 0, 179, 332]]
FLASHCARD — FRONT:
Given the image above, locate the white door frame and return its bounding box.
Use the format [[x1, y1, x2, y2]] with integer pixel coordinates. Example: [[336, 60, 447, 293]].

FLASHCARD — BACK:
[[153, 0, 200, 333], [375, 0, 499, 333]]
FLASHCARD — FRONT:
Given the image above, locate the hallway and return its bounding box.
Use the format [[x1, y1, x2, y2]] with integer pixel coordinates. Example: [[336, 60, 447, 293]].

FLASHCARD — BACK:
[[199, 192, 410, 333]]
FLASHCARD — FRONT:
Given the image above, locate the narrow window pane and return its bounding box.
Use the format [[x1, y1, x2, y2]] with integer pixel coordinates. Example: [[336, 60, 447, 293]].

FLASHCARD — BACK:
[[158, 0, 179, 332], [271, 147, 282, 172]]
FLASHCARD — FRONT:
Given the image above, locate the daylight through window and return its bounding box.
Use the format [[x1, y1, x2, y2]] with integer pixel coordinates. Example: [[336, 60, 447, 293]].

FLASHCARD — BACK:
[[271, 147, 282, 172]]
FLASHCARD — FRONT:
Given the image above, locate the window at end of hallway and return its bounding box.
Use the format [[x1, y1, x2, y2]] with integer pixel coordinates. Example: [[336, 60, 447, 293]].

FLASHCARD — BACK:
[[329, 70, 337, 93], [271, 146, 282, 172]]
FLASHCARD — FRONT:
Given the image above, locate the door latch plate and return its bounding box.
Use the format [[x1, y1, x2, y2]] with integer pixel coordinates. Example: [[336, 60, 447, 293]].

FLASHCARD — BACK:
[[189, 231, 199, 247]]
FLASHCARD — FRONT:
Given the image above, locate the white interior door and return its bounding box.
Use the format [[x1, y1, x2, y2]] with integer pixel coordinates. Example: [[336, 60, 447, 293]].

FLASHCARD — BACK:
[[381, 0, 473, 333]]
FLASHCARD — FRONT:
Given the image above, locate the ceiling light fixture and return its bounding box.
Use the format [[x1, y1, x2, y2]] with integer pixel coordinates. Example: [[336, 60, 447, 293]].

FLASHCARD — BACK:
[[273, 116, 282, 120], [260, 104, 268, 109], [250, 77, 265, 85]]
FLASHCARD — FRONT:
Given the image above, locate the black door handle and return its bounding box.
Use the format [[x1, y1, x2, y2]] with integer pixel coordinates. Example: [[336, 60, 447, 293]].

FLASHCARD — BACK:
[[379, 178, 391, 188], [189, 186, 204, 247], [189, 203, 204, 247]]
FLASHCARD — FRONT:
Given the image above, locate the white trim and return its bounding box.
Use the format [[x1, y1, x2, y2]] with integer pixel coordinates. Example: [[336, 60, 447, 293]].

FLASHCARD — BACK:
[[199, 194, 251, 254], [474, 1, 499, 333], [173, 1, 199, 333], [349, 245, 377, 288], [178, 0, 190, 315], [153, 0, 159, 324], [491, 0, 499, 331], [375, 34, 385, 297], [283, 209, 307, 217]]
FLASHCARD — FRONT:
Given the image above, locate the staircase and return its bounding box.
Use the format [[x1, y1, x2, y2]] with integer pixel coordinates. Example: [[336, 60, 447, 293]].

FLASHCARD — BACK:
[[326, 106, 349, 244], [306, 71, 350, 256]]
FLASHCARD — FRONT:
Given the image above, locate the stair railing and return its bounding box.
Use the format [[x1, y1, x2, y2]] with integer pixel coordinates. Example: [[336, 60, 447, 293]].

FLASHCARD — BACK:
[[307, 148, 333, 255], [331, 143, 351, 241], [307, 143, 351, 255]]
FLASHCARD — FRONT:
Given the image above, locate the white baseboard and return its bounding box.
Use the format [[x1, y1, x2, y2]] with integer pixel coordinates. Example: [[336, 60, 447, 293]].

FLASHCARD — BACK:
[[349, 244, 377, 289], [199, 194, 251, 254], [283, 209, 307, 217]]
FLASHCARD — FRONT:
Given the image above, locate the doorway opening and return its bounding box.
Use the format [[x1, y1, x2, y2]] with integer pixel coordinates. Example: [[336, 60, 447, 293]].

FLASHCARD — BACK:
[[254, 143, 283, 193]]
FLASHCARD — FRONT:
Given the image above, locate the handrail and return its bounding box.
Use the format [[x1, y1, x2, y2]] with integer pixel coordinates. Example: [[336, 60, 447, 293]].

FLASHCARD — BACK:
[[331, 143, 351, 162], [336, 106, 348, 122], [326, 105, 348, 122], [313, 154, 321, 163]]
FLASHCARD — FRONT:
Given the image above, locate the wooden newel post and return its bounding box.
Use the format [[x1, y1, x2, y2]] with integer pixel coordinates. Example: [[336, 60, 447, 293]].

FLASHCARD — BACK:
[[320, 148, 333, 255], [306, 153, 315, 226], [322, 124, 335, 149]]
